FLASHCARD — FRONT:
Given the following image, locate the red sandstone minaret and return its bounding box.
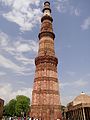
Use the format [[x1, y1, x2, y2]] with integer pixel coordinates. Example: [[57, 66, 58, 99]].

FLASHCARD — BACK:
[[30, 1, 62, 120]]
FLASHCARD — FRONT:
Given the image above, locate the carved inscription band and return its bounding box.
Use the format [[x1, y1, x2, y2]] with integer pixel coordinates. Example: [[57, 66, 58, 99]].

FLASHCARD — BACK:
[[35, 55, 58, 66], [33, 90, 59, 95], [38, 31, 55, 39], [31, 105, 61, 109], [34, 77, 58, 83]]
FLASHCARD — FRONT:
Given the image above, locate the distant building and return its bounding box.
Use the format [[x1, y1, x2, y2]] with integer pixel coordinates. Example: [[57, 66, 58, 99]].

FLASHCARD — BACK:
[[0, 98, 4, 120], [66, 92, 90, 120]]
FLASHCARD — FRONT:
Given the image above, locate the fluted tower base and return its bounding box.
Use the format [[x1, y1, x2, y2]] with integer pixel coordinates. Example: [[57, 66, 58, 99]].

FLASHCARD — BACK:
[[31, 105, 62, 120]]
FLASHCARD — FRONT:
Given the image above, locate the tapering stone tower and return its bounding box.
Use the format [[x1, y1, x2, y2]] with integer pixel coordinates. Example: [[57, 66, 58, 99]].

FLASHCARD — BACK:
[[30, 1, 62, 120]]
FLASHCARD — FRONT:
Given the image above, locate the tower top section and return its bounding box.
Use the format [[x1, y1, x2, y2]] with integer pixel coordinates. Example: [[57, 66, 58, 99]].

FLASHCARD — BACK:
[[44, 1, 50, 5], [43, 1, 51, 16], [39, 1, 55, 40]]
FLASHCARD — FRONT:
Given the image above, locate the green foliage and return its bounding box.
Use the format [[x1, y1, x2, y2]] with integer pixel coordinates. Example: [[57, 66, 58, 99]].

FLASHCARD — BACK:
[[15, 95, 30, 116], [4, 95, 30, 117], [3, 99, 16, 116], [8, 99, 16, 116], [3, 104, 9, 116]]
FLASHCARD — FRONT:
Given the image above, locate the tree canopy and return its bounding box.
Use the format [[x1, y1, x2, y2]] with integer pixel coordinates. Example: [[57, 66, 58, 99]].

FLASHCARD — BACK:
[[15, 95, 30, 116], [4, 95, 30, 117]]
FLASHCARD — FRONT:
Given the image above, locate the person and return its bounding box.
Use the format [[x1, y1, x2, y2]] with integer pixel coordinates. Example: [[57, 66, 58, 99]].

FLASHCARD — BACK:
[[9, 117, 11, 120], [11, 117, 13, 120], [18, 117, 21, 120], [28, 117, 31, 120], [31, 117, 33, 120]]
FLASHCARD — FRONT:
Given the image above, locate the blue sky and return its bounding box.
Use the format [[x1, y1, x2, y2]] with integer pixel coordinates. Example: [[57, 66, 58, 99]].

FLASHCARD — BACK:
[[0, 0, 90, 106]]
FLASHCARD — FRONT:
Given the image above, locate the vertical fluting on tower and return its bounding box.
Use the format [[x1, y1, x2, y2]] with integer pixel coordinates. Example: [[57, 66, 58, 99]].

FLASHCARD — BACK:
[[30, 1, 62, 120]]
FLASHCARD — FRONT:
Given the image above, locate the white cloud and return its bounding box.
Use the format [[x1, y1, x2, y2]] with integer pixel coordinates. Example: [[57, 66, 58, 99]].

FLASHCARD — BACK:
[[0, 83, 12, 103], [70, 6, 80, 16], [55, 0, 69, 13], [61, 95, 74, 106], [15, 54, 34, 65], [75, 79, 88, 87], [74, 8, 80, 16], [0, 31, 38, 52], [0, 31, 9, 46], [61, 78, 88, 105], [1, 0, 42, 31], [61, 82, 70, 88], [61, 79, 88, 88], [1, 0, 13, 6], [0, 0, 81, 32], [9, 88, 32, 103], [0, 31, 38, 75], [17, 44, 33, 52], [81, 17, 90, 30], [0, 71, 6, 76], [4, 39, 38, 66], [54, 0, 80, 16], [0, 83, 32, 104], [0, 54, 24, 74], [15, 40, 38, 53], [1, 0, 81, 32], [0, 33, 38, 54], [87, 74, 90, 77], [66, 71, 76, 76]]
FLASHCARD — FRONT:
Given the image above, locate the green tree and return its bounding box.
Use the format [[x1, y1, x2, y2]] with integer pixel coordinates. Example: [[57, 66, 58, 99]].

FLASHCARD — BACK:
[[3, 95, 30, 117], [3, 104, 9, 116], [8, 99, 16, 116], [3, 99, 16, 116], [15, 95, 30, 117]]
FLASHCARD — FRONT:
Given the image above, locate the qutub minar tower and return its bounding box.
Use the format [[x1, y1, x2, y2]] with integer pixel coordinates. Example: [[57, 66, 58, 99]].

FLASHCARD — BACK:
[[30, 1, 62, 120]]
